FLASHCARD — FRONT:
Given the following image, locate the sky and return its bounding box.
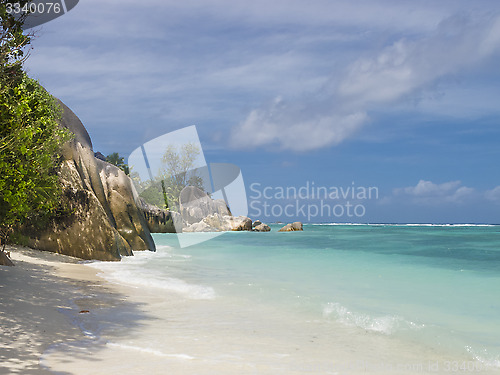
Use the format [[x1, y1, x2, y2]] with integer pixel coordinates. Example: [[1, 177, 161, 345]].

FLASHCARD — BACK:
[[24, 0, 500, 224]]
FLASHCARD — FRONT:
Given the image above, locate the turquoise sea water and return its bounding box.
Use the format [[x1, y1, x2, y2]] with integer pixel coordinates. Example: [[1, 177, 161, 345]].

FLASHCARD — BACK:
[[45, 224, 500, 374], [154, 224, 500, 364]]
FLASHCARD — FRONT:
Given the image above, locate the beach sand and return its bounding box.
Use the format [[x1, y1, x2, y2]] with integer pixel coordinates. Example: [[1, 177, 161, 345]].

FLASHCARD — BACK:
[[0, 246, 136, 375]]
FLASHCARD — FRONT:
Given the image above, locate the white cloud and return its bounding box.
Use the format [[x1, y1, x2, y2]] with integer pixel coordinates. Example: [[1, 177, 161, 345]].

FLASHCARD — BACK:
[[24, 0, 500, 154], [393, 180, 475, 204], [339, 14, 500, 106], [230, 97, 367, 151], [485, 186, 500, 202], [401, 180, 461, 197], [231, 12, 500, 151]]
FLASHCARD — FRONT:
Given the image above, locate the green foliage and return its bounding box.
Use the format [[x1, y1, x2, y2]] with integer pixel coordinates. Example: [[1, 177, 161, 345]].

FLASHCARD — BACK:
[[0, 73, 72, 247], [106, 152, 130, 175], [0, 1, 72, 253], [8, 230, 28, 246]]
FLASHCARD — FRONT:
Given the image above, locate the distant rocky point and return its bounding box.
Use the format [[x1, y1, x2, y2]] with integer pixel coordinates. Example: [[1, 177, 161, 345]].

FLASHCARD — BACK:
[[178, 186, 276, 233], [180, 186, 253, 232]]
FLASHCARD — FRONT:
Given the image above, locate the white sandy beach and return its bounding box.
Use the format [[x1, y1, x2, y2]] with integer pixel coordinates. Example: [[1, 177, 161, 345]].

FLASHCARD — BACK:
[[0, 246, 123, 374]]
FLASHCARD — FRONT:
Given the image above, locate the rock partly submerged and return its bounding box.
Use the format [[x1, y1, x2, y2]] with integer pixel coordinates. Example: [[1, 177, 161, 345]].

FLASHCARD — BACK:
[[229, 216, 253, 231], [278, 222, 303, 232], [254, 223, 271, 232], [23, 100, 158, 261]]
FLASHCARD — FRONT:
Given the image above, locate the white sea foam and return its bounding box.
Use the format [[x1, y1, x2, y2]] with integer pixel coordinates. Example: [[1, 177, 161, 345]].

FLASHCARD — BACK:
[[323, 302, 423, 335], [86, 257, 215, 300], [106, 342, 195, 359], [103, 269, 215, 300], [311, 223, 497, 227], [399, 223, 496, 227], [311, 223, 366, 226]]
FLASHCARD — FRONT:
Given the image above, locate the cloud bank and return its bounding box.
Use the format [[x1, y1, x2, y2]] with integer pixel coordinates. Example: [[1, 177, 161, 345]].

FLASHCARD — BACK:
[[393, 180, 475, 204], [231, 12, 500, 151], [25, 0, 500, 155]]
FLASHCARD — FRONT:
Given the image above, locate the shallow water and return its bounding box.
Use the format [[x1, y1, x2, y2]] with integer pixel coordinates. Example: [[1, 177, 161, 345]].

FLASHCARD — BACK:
[[43, 224, 500, 374]]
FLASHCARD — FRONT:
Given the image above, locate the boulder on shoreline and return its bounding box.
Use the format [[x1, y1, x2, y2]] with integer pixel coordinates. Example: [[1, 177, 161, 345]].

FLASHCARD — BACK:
[[201, 213, 232, 231], [278, 222, 303, 232], [184, 214, 254, 232], [229, 216, 253, 231]]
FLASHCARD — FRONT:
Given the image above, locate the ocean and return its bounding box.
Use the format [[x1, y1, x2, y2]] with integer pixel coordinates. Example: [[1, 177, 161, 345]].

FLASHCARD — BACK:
[[42, 224, 500, 374]]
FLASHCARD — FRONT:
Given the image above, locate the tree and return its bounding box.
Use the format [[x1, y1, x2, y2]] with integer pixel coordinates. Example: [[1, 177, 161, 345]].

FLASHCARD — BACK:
[[0, 2, 72, 254], [0, 74, 72, 252], [1, 1, 32, 84], [106, 152, 129, 175], [159, 142, 205, 209], [137, 142, 205, 210]]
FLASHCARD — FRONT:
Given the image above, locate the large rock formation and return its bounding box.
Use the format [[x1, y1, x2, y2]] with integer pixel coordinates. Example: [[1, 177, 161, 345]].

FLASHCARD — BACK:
[[24, 100, 156, 261]]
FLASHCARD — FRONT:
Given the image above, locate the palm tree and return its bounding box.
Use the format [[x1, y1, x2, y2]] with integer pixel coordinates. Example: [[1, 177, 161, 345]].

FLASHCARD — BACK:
[[106, 152, 130, 175]]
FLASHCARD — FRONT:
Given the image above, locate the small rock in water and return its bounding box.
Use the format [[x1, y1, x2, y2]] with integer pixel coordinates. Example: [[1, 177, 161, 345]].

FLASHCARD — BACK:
[[278, 222, 303, 232], [254, 223, 271, 232], [252, 220, 262, 228]]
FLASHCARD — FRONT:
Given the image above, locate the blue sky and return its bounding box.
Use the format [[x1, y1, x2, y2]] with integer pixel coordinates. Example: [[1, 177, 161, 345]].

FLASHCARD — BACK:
[[25, 0, 500, 223]]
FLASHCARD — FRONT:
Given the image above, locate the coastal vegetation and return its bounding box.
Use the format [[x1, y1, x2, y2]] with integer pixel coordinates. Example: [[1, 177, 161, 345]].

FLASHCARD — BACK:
[[0, 1, 71, 252]]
